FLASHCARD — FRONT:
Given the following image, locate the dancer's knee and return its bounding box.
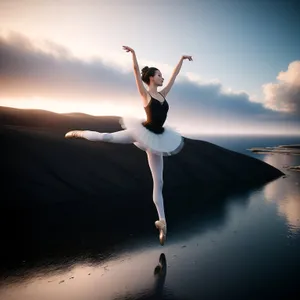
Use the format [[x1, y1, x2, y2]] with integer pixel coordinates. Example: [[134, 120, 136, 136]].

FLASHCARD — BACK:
[[159, 178, 164, 189], [102, 133, 113, 142], [154, 178, 164, 189]]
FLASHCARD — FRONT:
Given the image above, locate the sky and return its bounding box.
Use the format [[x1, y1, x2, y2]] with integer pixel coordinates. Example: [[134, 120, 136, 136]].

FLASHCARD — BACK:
[[0, 0, 299, 135]]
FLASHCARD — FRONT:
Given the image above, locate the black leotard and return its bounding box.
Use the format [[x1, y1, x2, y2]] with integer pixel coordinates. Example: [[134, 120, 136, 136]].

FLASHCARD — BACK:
[[142, 92, 169, 134]]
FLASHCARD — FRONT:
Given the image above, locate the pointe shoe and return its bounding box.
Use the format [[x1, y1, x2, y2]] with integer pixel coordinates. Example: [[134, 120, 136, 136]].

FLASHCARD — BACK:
[[155, 220, 167, 246], [65, 130, 83, 139]]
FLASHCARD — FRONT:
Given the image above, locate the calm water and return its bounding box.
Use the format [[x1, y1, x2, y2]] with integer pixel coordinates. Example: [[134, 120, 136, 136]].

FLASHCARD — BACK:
[[1, 135, 300, 300]]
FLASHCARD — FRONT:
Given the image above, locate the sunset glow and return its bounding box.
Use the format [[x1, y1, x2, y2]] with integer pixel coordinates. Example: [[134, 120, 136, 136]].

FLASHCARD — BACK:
[[1, 0, 299, 134]]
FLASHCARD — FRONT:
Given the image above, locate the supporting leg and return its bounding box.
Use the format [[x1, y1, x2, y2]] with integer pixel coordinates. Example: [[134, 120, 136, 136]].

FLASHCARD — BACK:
[[146, 150, 167, 245]]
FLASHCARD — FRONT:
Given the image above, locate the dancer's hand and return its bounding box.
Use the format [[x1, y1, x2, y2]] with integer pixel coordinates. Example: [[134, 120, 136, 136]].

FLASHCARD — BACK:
[[182, 55, 193, 61], [123, 46, 135, 53]]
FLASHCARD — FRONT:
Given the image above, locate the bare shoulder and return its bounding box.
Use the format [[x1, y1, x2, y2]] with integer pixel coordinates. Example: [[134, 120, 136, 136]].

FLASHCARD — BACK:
[[159, 89, 167, 98]]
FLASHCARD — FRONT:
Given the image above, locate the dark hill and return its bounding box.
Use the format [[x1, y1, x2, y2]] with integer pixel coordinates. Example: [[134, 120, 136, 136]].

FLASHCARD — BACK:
[[0, 106, 284, 274], [0, 106, 283, 208]]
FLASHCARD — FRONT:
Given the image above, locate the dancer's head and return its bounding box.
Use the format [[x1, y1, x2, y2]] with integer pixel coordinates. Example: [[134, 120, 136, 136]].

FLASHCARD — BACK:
[[141, 66, 164, 86]]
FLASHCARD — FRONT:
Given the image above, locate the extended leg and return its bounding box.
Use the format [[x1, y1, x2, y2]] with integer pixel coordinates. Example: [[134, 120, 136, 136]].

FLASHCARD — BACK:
[[65, 129, 135, 144]]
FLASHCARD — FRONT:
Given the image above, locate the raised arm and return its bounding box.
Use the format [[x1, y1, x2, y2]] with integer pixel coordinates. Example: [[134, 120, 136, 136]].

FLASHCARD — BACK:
[[160, 55, 193, 97], [123, 46, 147, 101]]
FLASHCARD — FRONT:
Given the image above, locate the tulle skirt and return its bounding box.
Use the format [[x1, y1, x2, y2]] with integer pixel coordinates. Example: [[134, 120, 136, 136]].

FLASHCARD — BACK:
[[119, 117, 184, 156]]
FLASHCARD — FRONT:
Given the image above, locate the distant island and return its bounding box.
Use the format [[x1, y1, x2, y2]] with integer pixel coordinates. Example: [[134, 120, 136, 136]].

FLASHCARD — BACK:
[[248, 144, 300, 155], [248, 144, 300, 171]]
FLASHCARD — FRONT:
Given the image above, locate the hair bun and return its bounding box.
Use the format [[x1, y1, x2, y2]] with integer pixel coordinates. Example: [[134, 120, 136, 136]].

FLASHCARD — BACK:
[[141, 66, 149, 74]]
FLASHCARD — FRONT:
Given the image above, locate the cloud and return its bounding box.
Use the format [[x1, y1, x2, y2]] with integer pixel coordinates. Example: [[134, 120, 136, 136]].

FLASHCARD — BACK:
[[262, 61, 300, 115], [167, 76, 285, 121], [0, 31, 136, 102], [0, 31, 299, 133]]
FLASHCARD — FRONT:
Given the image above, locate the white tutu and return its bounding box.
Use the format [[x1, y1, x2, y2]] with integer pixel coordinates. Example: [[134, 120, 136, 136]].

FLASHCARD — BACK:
[[119, 117, 184, 156]]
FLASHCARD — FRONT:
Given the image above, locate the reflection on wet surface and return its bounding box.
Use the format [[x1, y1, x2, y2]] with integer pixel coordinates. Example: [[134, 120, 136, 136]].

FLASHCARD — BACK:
[[263, 154, 300, 234], [0, 250, 170, 300]]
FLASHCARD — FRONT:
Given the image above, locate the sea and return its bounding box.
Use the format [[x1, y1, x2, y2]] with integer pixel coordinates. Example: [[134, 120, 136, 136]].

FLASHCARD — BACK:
[[1, 134, 300, 300]]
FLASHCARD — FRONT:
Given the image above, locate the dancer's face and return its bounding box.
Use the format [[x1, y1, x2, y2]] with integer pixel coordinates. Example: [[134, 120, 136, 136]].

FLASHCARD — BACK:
[[152, 70, 164, 86]]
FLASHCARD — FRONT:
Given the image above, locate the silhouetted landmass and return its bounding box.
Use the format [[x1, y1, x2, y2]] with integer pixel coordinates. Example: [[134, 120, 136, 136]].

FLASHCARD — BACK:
[[0, 106, 284, 275], [1, 106, 284, 206]]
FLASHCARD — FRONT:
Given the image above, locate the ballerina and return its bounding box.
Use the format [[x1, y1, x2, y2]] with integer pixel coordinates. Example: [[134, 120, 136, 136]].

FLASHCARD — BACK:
[[65, 46, 192, 245]]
